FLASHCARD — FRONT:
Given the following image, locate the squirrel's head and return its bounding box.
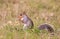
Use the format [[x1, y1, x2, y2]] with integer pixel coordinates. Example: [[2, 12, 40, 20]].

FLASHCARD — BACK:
[[18, 12, 27, 21]]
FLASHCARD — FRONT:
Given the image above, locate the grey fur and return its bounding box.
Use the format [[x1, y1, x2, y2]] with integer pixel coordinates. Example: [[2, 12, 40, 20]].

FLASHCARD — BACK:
[[20, 13, 34, 30], [38, 24, 54, 33]]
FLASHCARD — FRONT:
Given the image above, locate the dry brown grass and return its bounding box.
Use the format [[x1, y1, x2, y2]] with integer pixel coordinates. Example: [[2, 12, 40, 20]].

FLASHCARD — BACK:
[[0, 0, 60, 39]]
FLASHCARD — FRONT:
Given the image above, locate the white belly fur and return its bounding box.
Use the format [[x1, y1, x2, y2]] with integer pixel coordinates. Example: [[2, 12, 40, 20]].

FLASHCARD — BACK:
[[23, 24, 31, 30], [23, 24, 27, 30], [21, 18, 24, 21]]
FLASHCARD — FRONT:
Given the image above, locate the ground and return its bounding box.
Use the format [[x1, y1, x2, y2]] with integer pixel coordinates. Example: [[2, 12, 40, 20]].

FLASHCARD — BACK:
[[0, 0, 60, 39]]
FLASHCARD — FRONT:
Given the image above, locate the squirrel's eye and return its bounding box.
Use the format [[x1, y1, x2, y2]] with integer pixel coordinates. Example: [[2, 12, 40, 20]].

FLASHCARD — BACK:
[[20, 14, 23, 16]]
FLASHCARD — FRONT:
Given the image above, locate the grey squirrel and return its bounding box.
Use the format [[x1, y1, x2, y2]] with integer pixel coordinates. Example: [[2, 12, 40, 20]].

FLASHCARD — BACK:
[[18, 12, 34, 30], [18, 12, 54, 33]]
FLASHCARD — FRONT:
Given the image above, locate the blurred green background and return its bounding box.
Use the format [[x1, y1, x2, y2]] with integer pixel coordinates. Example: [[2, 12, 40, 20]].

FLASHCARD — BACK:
[[0, 0, 60, 39]]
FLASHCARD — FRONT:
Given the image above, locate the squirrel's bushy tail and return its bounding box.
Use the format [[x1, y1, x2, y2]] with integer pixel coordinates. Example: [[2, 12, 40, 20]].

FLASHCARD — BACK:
[[38, 24, 54, 33]]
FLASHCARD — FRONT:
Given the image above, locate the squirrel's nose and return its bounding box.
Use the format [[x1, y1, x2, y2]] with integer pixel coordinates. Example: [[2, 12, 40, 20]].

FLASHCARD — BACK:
[[18, 16, 23, 19]]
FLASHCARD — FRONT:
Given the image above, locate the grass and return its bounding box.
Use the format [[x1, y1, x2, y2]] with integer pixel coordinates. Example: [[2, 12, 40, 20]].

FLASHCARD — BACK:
[[0, 0, 60, 39]]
